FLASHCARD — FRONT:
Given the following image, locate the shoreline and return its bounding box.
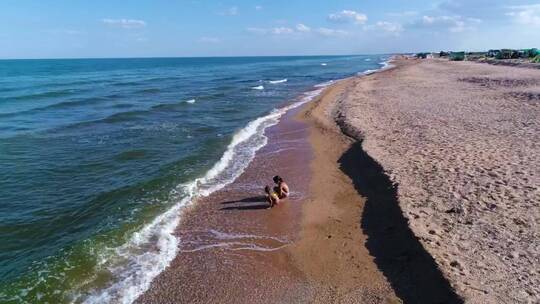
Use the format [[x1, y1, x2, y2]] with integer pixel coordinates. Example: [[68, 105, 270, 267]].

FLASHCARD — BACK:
[[137, 56, 539, 303], [135, 62, 397, 303], [136, 87, 319, 303]]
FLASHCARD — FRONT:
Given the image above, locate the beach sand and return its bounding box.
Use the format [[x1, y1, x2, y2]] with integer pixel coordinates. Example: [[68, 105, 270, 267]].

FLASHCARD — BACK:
[[137, 57, 538, 304], [336, 58, 539, 303], [136, 83, 405, 303], [136, 88, 402, 303], [291, 75, 461, 304], [135, 104, 313, 303]]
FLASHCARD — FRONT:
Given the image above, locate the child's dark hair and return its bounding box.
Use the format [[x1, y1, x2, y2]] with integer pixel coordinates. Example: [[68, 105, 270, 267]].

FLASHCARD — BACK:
[[264, 185, 271, 193], [273, 175, 283, 183]]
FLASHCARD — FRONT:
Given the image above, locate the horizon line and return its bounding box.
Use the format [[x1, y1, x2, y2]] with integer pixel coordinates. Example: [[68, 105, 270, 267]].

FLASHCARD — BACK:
[[0, 53, 400, 61]]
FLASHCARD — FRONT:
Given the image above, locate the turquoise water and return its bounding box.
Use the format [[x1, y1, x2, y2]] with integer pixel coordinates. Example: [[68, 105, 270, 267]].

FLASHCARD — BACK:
[[0, 55, 388, 303]]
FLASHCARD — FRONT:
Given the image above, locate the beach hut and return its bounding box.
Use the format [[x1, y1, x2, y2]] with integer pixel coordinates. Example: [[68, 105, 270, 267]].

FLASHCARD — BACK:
[[449, 51, 465, 61]]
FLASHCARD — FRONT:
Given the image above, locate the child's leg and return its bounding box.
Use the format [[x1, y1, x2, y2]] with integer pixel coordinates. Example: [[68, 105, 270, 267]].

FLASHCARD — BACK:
[[267, 195, 276, 208]]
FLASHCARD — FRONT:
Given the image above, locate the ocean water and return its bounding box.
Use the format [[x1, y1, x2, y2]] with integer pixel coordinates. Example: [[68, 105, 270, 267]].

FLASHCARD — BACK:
[[0, 55, 389, 303]]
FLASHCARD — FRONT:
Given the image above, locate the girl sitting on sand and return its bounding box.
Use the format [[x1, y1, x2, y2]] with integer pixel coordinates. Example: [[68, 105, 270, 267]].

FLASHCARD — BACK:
[[273, 175, 289, 199], [265, 185, 280, 208]]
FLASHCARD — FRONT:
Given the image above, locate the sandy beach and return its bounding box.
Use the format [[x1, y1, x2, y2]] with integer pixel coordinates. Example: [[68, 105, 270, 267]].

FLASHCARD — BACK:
[[335, 58, 539, 303], [136, 80, 406, 303], [4, 2, 540, 303], [137, 57, 538, 304]]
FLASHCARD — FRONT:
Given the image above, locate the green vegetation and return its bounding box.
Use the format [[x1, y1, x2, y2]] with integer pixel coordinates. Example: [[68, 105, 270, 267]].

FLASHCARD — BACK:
[[439, 48, 540, 63], [449, 52, 465, 61]]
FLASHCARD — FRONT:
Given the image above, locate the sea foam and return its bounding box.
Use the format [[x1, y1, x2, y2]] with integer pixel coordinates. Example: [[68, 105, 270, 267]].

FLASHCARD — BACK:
[[358, 59, 394, 76], [251, 85, 264, 90], [81, 82, 328, 304]]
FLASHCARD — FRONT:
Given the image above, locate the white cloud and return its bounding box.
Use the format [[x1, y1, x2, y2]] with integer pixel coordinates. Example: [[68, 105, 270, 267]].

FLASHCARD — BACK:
[[247, 24, 347, 37], [328, 10, 367, 24], [412, 15, 480, 33], [199, 36, 222, 43], [255, 5, 263, 11], [219, 6, 239, 16], [296, 23, 311, 32], [365, 21, 403, 35], [315, 27, 348, 37], [271, 27, 294, 34], [102, 18, 146, 29], [507, 4, 540, 26]]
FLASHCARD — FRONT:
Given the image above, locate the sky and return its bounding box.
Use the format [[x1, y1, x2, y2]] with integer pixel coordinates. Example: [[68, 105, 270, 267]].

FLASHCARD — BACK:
[[0, 0, 539, 59]]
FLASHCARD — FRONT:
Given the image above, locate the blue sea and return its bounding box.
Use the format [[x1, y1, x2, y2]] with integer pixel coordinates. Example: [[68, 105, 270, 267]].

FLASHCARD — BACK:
[[0, 55, 388, 303]]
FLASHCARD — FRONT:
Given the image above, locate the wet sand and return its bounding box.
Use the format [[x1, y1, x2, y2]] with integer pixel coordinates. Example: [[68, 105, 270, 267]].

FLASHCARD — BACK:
[[137, 61, 471, 303], [291, 78, 461, 304], [135, 57, 540, 303], [136, 103, 313, 303], [136, 81, 407, 303], [289, 80, 400, 303]]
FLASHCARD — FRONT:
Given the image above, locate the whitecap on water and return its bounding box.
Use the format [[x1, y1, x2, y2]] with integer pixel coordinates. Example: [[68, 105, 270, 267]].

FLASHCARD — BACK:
[[268, 79, 287, 84], [251, 85, 264, 90]]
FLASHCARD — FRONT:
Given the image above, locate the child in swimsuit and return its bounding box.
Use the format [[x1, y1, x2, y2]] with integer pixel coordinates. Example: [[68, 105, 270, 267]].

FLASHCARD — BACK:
[[273, 175, 289, 199], [265, 185, 280, 208]]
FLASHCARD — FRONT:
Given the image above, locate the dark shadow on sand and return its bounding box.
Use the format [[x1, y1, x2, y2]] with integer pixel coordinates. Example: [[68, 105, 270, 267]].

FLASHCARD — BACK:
[[339, 141, 463, 304], [220, 204, 269, 211], [220, 196, 269, 211], [220, 196, 267, 205]]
